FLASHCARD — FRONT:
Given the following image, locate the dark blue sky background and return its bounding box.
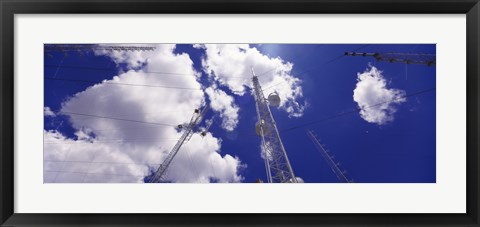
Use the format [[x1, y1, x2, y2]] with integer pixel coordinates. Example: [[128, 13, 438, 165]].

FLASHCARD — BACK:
[[45, 44, 436, 183]]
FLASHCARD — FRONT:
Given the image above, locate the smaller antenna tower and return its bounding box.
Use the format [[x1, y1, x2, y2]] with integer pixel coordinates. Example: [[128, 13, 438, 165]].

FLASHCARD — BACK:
[[307, 130, 353, 183], [148, 106, 208, 183], [344, 52, 435, 66]]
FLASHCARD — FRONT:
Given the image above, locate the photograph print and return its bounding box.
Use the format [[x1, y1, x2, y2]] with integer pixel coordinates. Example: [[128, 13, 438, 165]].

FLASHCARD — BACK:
[[44, 44, 436, 183]]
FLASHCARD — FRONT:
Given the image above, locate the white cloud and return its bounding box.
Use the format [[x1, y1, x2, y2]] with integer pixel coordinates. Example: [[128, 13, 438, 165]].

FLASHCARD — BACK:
[[94, 44, 173, 69], [353, 66, 406, 125], [44, 130, 149, 183], [205, 86, 239, 131], [46, 44, 244, 183], [44, 106, 56, 117], [197, 44, 307, 118], [44, 130, 243, 183]]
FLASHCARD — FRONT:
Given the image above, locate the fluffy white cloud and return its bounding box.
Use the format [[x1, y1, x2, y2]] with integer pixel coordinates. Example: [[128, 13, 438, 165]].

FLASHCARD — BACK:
[[45, 44, 244, 183], [197, 44, 307, 118], [353, 66, 406, 125], [44, 129, 243, 183], [44, 106, 56, 117], [44, 130, 149, 183], [94, 44, 167, 69], [205, 86, 239, 131]]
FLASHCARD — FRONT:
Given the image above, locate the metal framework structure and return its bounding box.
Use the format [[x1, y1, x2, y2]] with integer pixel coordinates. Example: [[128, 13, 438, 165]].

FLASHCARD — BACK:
[[45, 44, 156, 54], [344, 51, 436, 66], [148, 106, 208, 183], [307, 130, 353, 183], [252, 68, 297, 183]]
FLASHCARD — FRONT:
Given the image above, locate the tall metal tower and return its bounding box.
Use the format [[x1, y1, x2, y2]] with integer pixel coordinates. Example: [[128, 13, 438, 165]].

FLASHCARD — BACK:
[[307, 130, 353, 183], [251, 68, 297, 183], [344, 52, 436, 66], [148, 106, 208, 183]]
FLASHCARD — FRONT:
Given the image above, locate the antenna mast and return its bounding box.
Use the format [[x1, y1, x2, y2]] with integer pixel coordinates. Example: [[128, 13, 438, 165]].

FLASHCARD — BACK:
[[45, 44, 156, 57], [149, 106, 208, 183], [45, 44, 156, 52], [252, 67, 298, 183], [344, 52, 435, 66], [307, 130, 353, 183]]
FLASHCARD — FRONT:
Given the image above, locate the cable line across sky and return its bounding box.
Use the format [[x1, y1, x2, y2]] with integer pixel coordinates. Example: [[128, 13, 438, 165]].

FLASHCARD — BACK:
[[44, 43, 436, 183], [279, 87, 436, 133], [45, 77, 204, 91], [58, 111, 178, 127]]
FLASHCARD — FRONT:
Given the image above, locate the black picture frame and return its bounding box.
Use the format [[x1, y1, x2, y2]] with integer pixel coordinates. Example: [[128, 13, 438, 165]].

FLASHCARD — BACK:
[[1, 0, 479, 226]]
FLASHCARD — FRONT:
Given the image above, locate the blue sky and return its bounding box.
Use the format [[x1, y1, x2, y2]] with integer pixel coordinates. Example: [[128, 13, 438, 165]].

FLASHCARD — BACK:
[[44, 44, 436, 183]]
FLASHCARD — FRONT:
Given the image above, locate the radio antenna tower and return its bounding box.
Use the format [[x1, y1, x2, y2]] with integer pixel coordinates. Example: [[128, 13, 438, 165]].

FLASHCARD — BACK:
[[148, 106, 208, 183], [344, 52, 435, 66], [45, 44, 156, 57], [307, 130, 353, 183], [251, 67, 298, 183]]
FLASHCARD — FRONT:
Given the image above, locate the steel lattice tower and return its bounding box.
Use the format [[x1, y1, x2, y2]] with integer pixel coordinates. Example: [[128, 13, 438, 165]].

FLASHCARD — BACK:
[[45, 44, 156, 53], [251, 68, 297, 183], [344, 52, 436, 66], [148, 106, 208, 183], [307, 130, 353, 183], [44, 44, 156, 58]]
